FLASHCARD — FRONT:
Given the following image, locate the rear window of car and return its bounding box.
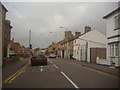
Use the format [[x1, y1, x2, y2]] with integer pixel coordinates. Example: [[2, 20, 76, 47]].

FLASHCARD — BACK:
[[39, 52, 45, 55], [32, 52, 45, 56], [50, 53, 55, 55], [32, 53, 38, 57]]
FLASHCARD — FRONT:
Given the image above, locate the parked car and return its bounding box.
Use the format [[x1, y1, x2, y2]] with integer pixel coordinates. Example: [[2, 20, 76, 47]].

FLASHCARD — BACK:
[[49, 53, 56, 58], [30, 52, 48, 66]]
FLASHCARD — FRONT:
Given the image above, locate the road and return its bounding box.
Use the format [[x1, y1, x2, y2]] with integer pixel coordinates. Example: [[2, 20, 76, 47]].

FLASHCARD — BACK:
[[3, 58, 119, 88]]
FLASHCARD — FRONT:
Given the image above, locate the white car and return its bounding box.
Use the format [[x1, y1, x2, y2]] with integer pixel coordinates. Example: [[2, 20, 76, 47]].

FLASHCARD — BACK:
[[49, 53, 56, 58]]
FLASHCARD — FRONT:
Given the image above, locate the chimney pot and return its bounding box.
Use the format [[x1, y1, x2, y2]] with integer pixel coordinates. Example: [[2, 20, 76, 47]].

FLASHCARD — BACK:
[[85, 26, 91, 33], [75, 32, 81, 37]]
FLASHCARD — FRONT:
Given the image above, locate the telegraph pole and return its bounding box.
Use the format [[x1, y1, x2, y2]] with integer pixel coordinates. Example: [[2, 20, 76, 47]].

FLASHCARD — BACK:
[[29, 30, 32, 52], [29, 30, 31, 48]]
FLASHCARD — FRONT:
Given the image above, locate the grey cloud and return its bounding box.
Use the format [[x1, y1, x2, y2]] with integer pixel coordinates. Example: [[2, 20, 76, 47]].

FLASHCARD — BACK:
[[3, 2, 118, 48]]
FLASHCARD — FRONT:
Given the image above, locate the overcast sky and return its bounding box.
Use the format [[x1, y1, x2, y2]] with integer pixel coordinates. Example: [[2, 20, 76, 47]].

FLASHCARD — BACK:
[[3, 2, 118, 48]]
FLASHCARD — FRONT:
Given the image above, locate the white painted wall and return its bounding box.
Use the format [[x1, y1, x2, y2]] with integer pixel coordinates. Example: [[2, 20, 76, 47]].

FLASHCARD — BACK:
[[73, 39, 79, 59], [105, 10, 119, 67], [97, 59, 111, 65], [106, 14, 119, 39], [73, 30, 107, 63]]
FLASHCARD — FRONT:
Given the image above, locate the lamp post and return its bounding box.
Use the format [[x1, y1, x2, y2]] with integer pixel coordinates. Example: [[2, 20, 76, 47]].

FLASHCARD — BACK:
[[60, 27, 69, 58]]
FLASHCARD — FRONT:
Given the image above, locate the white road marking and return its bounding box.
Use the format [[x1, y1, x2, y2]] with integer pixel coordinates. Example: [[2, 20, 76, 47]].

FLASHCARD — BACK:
[[50, 61, 53, 64], [40, 66, 43, 72], [41, 68, 43, 72], [53, 64, 59, 69], [61, 71, 79, 89]]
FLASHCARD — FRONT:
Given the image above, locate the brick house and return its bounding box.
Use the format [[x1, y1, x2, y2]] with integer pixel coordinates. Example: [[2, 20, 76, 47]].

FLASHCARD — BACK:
[[47, 42, 59, 56], [47, 42, 60, 56], [4, 20, 12, 58], [0, 3, 13, 66], [1, 3, 12, 58], [10, 41, 22, 55], [20, 45, 29, 54]]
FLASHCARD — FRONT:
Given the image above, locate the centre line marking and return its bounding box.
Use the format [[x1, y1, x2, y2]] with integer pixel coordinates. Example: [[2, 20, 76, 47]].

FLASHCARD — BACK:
[[40, 66, 43, 72], [61, 71, 79, 89], [50, 61, 53, 64], [53, 64, 59, 69], [41, 68, 43, 72]]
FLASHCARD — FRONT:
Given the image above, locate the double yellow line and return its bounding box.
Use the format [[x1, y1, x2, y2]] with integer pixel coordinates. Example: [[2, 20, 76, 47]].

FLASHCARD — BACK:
[[4, 62, 30, 84]]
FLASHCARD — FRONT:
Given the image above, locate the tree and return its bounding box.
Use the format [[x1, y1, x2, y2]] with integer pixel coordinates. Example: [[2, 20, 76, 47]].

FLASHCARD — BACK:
[[34, 48, 39, 52]]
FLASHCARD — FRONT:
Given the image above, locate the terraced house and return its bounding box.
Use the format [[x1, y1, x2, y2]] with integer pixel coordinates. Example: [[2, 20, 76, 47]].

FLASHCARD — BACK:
[[0, 3, 12, 66], [60, 31, 81, 59]]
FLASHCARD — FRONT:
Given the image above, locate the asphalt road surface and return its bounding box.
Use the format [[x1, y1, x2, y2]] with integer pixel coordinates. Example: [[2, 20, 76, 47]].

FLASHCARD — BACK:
[[3, 58, 119, 88]]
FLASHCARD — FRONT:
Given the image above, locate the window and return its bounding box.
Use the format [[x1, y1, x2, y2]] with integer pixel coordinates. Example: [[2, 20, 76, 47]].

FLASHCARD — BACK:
[[110, 44, 115, 56], [114, 14, 120, 30], [112, 44, 114, 56], [115, 43, 119, 56], [110, 45, 112, 56], [74, 40, 76, 44], [110, 43, 119, 57]]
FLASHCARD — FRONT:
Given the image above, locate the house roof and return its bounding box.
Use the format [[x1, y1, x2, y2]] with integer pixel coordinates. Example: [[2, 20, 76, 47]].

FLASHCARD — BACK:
[[0, 2, 8, 12], [60, 30, 92, 45], [103, 7, 120, 19]]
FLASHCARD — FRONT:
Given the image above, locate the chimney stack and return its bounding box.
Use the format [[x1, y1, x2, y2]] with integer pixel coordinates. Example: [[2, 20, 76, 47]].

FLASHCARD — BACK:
[[85, 26, 91, 33], [75, 32, 81, 37], [65, 31, 72, 38]]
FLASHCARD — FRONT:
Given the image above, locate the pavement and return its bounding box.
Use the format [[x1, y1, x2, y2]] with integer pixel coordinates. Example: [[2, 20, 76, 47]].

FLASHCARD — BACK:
[[2, 57, 29, 80], [58, 57, 120, 77]]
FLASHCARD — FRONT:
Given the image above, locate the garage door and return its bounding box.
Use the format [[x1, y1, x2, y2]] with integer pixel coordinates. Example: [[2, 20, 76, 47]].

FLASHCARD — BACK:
[[90, 48, 106, 63]]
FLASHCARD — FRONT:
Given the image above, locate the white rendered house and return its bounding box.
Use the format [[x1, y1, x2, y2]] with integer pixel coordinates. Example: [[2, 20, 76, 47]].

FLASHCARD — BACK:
[[73, 29, 107, 63], [103, 7, 120, 67]]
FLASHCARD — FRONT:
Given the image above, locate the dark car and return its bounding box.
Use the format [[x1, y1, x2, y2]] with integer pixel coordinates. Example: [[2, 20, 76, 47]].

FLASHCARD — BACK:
[[30, 52, 47, 66], [49, 53, 56, 58]]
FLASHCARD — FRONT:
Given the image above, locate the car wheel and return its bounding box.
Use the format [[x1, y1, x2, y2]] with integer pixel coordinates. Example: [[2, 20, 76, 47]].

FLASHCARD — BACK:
[[31, 63, 34, 66], [45, 62, 47, 65]]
